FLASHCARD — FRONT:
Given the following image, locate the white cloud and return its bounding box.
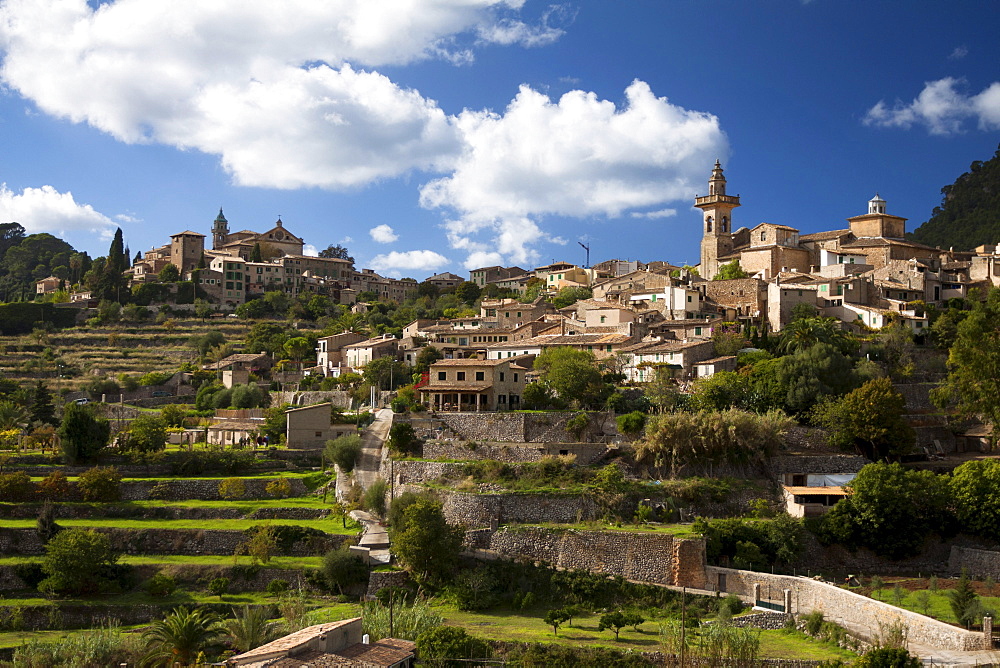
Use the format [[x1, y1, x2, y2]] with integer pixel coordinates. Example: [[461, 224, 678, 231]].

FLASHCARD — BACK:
[[631, 208, 677, 219], [864, 77, 1000, 135], [368, 249, 449, 277], [369, 224, 399, 244], [303, 244, 319, 257], [0, 183, 117, 238], [422, 80, 727, 266], [0, 0, 558, 189], [949, 46, 968, 60]]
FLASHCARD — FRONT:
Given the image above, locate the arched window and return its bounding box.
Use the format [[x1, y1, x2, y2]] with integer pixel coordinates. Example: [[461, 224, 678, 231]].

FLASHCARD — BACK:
[[722, 216, 729, 232], [761, 231, 767, 242], [706, 216, 713, 232]]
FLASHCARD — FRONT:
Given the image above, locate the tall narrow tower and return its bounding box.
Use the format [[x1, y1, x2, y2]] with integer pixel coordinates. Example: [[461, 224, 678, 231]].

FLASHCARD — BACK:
[[695, 160, 741, 278], [212, 208, 229, 251]]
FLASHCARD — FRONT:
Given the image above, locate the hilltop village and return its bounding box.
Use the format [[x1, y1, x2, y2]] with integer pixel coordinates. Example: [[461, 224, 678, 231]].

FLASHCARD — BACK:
[[2, 162, 1000, 666]]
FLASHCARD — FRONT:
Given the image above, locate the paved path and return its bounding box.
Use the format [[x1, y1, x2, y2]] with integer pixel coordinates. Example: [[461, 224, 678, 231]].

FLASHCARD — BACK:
[[348, 408, 394, 565]]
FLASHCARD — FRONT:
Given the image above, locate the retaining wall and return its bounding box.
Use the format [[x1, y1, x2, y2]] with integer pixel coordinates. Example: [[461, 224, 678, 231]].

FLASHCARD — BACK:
[[478, 526, 706, 589], [442, 492, 598, 527], [436, 411, 618, 443], [706, 566, 988, 652], [949, 545, 1000, 579]]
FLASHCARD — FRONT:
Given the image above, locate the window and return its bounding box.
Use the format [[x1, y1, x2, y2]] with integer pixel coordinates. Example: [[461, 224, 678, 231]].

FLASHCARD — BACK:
[[694, 327, 703, 336], [437, 372, 446, 381], [475, 371, 485, 381], [687, 295, 692, 302], [517, 312, 522, 318], [514, 373, 519, 382], [315, 431, 322, 438], [761, 231, 767, 242], [600, 315, 606, 323], [499, 372, 505, 381], [457, 372, 466, 381]]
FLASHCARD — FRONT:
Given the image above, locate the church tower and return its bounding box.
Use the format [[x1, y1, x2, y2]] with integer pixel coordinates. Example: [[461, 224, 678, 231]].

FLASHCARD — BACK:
[[695, 160, 741, 278], [212, 208, 230, 251]]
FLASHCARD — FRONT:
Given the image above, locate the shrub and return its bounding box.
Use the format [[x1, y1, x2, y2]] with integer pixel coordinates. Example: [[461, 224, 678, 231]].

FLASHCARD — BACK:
[[321, 545, 369, 595], [0, 471, 35, 502], [208, 576, 230, 599], [416, 627, 491, 664], [36, 470, 70, 500], [362, 478, 388, 517], [39, 528, 122, 596], [218, 477, 246, 500], [386, 423, 420, 456], [139, 371, 173, 386], [325, 433, 362, 473], [146, 572, 176, 597], [77, 466, 122, 502], [266, 478, 292, 498], [266, 579, 290, 596], [120, 414, 168, 453]]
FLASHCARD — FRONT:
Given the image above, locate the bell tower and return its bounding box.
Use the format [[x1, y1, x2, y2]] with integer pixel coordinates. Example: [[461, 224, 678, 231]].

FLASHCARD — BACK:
[[695, 161, 741, 278], [212, 208, 229, 251]]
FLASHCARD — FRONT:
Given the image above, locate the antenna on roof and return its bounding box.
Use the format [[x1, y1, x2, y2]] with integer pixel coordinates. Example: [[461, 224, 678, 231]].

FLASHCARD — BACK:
[[578, 241, 591, 268]]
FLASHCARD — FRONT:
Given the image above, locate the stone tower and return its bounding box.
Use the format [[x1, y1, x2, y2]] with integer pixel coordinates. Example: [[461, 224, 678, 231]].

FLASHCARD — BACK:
[[212, 208, 229, 251], [695, 160, 741, 278]]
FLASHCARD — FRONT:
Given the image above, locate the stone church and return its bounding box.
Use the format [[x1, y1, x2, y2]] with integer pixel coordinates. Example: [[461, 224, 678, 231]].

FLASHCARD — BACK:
[[210, 208, 304, 259], [696, 162, 941, 279]]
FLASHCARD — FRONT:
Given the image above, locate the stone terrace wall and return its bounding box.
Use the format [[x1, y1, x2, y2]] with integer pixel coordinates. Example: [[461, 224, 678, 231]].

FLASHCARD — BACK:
[[769, 455, 869, 476], [706, 566, 988, 652], [442, 492, 597, 528], [481, 526, 706, 588], [949, 546, 1000, 579], [0, 503, 328, 521], [118, 477, 308, 501], [436, 412, 618, 443], [422, 441, 608, 465], [0, 527, 349, 557]]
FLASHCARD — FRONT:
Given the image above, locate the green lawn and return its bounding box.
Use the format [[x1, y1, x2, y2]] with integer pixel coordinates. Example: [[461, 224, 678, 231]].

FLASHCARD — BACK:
[[0, 554, 325, 569], [435, 605, 855, 661], [0, 518, 359, 534], [869, 587, 1000, 626]]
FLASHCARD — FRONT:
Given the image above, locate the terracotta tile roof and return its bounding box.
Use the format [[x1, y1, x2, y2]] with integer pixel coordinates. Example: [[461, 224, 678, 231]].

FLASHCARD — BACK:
[[799, 229, 851, 242], [334, 638, 416, 664], [430, 358, 506, 366], [229, 619, 361, 664]]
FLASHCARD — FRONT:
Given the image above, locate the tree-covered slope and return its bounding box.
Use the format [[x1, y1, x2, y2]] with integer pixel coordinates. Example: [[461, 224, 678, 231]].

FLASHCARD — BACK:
[[908, 144, 1000, 251]]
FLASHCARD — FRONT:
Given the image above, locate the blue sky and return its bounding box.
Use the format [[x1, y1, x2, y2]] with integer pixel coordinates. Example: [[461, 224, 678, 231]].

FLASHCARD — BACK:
[[0, 1, 998, 279]]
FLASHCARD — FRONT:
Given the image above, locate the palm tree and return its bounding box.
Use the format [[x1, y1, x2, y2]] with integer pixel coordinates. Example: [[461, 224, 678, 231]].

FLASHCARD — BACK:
[[141, 606, 221, 667], [223, 605, 286, 653], [776, 316, 854, 355], [0, 400, 28, 430]]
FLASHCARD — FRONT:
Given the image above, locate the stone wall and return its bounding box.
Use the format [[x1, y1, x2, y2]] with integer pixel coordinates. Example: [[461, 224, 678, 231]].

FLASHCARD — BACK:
[[117, 477, 309, 501], [769, 454, 869, 476], [0, 527, 349, 557], [706, 566, 988, 652], [421, 441, 609, 465], [365, 570, 411, 599], [436, 411, 618, 444], [949, 546, 1000, 579], [479, 526, 706, 588], [441, 492, 597, 528]]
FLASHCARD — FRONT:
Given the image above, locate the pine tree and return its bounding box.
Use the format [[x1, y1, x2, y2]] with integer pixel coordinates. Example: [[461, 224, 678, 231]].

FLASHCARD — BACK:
[[30, 380, 56, 426], [249, 243, 263, 263]]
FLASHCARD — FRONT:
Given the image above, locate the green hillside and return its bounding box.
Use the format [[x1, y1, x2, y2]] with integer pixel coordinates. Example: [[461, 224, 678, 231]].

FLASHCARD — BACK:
[[908, 143, 1000, 251]]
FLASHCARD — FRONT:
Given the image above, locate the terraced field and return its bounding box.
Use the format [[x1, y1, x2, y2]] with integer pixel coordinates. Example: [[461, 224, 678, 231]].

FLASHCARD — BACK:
[[0, 318, 287, 390]]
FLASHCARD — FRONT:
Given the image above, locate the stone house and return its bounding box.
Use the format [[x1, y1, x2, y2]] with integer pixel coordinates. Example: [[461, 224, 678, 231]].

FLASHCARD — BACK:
[[469, 264, 528, 287], [621, 339, 716, 381], [424, 271, 464, 289], [34, 276, 61, 295], [285, 402, 355, 450], [693, 355, 737, 378], [480, 296, 552, 329], [342, 334, 399, 370], [203, 353, 272, 388], [418, 358, 528, 411], [315, 331, 368, 377], [485, 332, 635, 361]]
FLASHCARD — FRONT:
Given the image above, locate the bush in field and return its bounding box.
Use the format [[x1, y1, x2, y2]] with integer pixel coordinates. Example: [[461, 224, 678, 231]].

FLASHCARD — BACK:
[[218, 477, 246, 500], [159, 403, 189, 428], [146, 572, 177, 597], [266, 478, 292, 498], [208, 577, 230, 599], [36, 470, 70, 500], [321, 545, 369, 595], [0, 471, 35, 502], [362, 478, 387, 517], [139, 371, 173, 386], [39, 528, 121, 595], [77, 466, 122, 502]]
